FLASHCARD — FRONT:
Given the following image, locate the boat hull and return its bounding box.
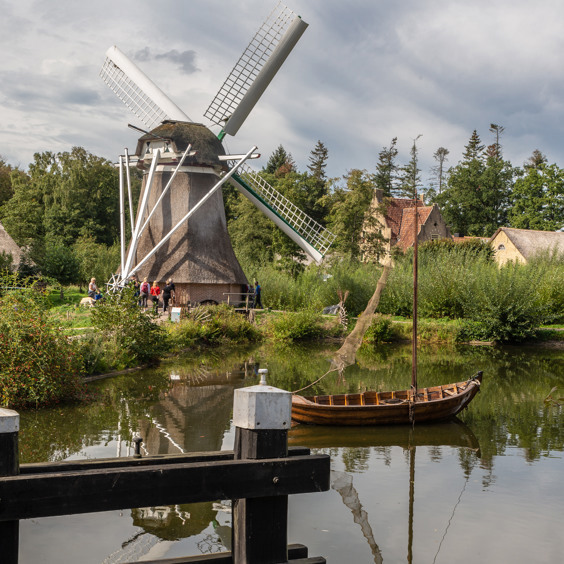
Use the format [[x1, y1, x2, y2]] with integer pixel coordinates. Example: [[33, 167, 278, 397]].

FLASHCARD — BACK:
[[291, 374, 482, 426]]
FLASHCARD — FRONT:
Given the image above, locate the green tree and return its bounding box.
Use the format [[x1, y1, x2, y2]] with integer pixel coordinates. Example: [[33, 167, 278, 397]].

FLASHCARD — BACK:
[[509, 158, 564, 231], [397, 135, 422, 199], [265, 145, 295, 176], [435, 129, 513, 236], [373, 137, 398, 197], [1, 147, 123, 272], [307, 140, 329, 183], [73, 235, 121, 287], [0, 156, 15, 208], [324, 169, 375, 260], [42, 243, 80, 285]]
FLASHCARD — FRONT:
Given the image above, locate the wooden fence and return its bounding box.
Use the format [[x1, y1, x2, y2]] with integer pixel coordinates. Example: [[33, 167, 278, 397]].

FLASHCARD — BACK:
[[0, 381, 330, 563]]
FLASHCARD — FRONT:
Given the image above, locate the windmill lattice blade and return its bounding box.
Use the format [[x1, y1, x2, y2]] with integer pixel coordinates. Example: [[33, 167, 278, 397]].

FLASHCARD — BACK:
[[100, 46, 191, 129], [205, 3, 307, 136], [229, 164, 336, 263]]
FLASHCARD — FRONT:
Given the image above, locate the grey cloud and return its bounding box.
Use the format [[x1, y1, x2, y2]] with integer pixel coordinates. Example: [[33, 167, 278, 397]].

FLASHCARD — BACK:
[[133, 47, 199, 74], [134, 47, 151, 62], [155, 49, 199, 74]]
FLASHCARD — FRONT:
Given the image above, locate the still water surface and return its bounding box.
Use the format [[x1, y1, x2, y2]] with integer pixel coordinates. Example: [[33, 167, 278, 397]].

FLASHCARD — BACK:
[[18, 343, 563, 563]]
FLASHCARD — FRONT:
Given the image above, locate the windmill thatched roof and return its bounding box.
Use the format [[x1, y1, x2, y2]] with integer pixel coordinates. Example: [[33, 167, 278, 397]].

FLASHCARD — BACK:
[[491, 227, 564, 259], [135, 121, 226, 168], [0, 221, 24, 268]]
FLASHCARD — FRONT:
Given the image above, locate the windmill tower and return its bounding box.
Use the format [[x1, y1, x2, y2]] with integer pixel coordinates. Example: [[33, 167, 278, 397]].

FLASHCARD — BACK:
[[100, 3, 335, 305]]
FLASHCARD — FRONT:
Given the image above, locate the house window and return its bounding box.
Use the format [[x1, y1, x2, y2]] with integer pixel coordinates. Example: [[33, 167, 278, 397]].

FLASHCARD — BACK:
[[498, 244, 505, 251], [431, 234, 439, 240]]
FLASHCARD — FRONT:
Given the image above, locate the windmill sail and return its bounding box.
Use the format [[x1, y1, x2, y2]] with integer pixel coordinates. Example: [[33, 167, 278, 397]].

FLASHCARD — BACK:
[[100, 46, 192, 129], [205, 3, 308, 137], [229, 164, 335, 263]]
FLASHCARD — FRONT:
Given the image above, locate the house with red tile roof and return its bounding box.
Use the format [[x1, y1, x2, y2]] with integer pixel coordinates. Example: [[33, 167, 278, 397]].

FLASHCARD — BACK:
[[361, 190, 451, 261]]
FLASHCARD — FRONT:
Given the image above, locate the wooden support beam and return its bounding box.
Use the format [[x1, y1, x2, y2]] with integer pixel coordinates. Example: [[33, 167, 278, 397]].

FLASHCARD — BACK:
[[0, 455, 330, 522], [0, 409, 19, 564], [140, 543, 312, 563], [19, 447, 311, 475]]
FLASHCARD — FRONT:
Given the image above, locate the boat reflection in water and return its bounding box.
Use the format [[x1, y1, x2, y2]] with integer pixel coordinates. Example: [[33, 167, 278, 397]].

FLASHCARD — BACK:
[[290, 419, 481, 564]]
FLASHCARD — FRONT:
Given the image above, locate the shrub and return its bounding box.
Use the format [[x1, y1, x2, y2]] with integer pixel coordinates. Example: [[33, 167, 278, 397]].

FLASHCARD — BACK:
[[166, 304, 261, 347], [461, 261, 544, 342], [266, 310, 326, 341], [362, 315, 396, 345], [91, 285, 169, 367], [0, 279, 85, 408]]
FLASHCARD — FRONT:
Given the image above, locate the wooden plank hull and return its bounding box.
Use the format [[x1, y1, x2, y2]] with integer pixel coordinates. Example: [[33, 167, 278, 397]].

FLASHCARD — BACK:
[[291, 373, 482, 426]]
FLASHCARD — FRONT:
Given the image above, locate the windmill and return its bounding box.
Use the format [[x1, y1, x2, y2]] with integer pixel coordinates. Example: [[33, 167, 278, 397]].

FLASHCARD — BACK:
[[100, 2, 335, 305]]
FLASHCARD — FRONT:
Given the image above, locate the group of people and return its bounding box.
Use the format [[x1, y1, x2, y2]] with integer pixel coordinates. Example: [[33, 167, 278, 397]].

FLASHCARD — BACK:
[[88, 276, 262, 311], [136, 277, 176, 313]]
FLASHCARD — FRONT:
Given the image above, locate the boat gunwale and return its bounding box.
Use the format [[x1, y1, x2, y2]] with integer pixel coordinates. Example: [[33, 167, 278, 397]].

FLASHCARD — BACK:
[[293, 375, 482, 412]]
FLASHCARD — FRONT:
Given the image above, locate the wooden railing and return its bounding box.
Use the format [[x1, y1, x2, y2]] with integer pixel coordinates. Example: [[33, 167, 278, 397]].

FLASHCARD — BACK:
[[0, 382, 330, 564]]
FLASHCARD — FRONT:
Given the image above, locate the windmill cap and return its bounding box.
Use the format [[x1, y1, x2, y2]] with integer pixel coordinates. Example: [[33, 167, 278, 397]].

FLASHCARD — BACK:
[[135, 121, 226, 169]]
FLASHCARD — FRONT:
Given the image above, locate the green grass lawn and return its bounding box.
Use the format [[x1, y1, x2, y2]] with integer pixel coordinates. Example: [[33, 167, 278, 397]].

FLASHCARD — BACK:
[[47, 285, 93, 331]]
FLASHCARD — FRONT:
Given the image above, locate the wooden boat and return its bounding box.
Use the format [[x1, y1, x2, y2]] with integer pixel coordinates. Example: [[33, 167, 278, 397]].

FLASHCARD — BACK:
[[291, 180, 484, 427], [291, 372, 482, 426]]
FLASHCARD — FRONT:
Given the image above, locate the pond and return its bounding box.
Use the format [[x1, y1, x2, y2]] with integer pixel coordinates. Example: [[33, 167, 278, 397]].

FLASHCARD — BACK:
[[16, 342, 564, 563]]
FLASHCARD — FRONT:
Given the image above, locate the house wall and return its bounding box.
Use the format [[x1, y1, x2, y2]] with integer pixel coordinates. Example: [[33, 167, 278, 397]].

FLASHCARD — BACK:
[[490, 231, 525, 266], [418, 205, 451, 243], [174, 283, 247, 306]]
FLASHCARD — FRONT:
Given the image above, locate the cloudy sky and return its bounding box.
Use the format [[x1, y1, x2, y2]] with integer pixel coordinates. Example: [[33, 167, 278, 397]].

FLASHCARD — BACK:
[[1, 0, 564, 184]]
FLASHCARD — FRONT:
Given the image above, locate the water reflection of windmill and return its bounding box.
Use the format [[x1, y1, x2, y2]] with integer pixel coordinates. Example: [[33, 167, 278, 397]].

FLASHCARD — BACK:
[[100, 3, 335, 303]]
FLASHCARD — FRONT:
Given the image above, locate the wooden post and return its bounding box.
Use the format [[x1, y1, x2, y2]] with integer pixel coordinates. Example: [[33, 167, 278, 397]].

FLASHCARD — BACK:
[[232, 370, 292, 564], [0, 408, 20, 564]]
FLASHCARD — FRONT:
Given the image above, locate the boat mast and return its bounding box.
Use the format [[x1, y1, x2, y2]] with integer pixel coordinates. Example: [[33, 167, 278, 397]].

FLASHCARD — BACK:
[[412, 183, 418, 398]]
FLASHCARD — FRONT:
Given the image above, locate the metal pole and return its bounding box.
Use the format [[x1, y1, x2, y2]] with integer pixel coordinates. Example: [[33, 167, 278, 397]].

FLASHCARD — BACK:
[[138, 143, 193, 236], [118, 156, 126, 277], [412, 190, 418, 397], [122, 149, 161, 281], [124, 148, 135, 234]]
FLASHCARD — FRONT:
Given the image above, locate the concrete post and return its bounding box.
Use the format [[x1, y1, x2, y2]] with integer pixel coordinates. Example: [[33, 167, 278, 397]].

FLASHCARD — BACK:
[[232, 371, 292, 564]]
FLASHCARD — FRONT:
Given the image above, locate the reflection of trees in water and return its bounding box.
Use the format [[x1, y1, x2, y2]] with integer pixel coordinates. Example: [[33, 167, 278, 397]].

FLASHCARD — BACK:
[[342, 447, 370, 473]]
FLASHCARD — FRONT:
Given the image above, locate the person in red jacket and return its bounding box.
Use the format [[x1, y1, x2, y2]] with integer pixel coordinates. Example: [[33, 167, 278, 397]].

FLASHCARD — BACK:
[[150, 281, 161, 312]]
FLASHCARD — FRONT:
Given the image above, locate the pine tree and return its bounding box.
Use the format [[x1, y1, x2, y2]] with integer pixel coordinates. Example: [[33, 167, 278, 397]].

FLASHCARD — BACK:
[[397, 135, 422, 199], [307, 140, 328, 182], [265, 145, 295, 176], [374, 137, 398, 196]]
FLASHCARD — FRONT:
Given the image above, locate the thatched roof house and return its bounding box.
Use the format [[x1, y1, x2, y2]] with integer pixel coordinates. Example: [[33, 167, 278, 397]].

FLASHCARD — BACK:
[[0, 221, 24, 269], [490, 227, 564, 265]]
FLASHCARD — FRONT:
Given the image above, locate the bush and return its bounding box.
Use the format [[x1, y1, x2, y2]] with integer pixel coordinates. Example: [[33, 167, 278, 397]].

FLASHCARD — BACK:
[[0, 278, 85, 408], [362, 315, 396, 345], [91, 285, 169, 367], [266, 310, 326, 341], [460, 261, 544, 342], [166, 304, 261, 347]]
